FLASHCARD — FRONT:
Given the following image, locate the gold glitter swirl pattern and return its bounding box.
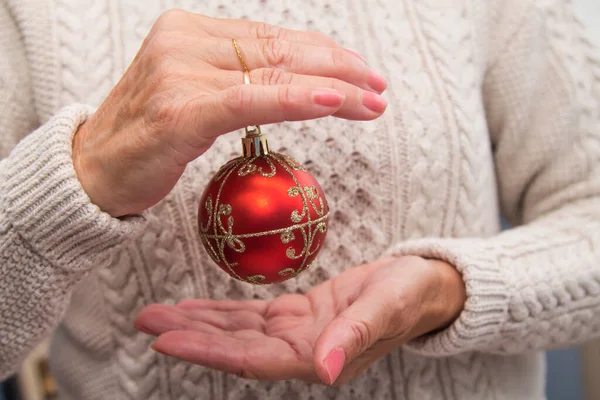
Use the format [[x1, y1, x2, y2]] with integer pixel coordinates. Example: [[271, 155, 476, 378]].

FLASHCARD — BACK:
[[199, 152, 329, 283], [237, 156, 277, 177]]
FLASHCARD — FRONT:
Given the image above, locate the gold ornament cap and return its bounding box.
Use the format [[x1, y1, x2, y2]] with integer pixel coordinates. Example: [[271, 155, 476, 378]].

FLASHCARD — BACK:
[[232, 38, 270, 158], [242, 126, 269, 157]]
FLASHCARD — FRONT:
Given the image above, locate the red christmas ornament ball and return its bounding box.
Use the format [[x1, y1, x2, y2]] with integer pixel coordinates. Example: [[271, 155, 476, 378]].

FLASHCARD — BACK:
[[198, 152, 330, 284]]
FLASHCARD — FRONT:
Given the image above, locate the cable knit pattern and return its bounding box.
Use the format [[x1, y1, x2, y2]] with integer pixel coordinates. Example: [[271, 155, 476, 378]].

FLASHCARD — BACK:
[[0, 104, 145, 379], [1, 0, 600, 399]]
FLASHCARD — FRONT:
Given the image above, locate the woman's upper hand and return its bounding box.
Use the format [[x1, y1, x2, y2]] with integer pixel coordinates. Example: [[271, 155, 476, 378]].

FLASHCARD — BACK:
[[72, 9, 388, 217], [134, 256, 465, 385]]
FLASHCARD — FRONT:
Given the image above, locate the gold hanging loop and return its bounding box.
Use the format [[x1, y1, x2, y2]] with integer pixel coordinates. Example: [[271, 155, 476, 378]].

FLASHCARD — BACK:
[[232, 38, 269, 157]]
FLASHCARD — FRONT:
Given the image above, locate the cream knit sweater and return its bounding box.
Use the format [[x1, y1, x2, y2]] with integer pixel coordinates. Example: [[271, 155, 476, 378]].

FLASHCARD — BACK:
[[1, 0, 600, 399]]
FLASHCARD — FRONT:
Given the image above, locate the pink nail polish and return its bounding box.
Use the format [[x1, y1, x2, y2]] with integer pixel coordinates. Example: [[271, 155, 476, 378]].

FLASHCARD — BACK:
[[367, 70, 388, 93], [313, 89, 345, 108], [362, 91, 388, 113], [323, 348, 346, 384]]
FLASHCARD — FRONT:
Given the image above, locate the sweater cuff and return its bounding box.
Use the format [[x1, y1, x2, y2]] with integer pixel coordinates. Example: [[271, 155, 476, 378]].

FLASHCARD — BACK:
[[382, 237, 509, 356], [1, 104, 146, 272]]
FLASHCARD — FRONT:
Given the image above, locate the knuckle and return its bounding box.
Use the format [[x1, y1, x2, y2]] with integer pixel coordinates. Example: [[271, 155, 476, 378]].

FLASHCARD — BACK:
[[146, 31, 179, 57], [330, 47, 348, 70], [259, 68, 289, 86], [263, 38, 292, 68], [226, 85, 252, 111], [254, 22, 283, 40], [155, 8, 189, 28], [344, 316, 373, 351], [277, 86, 295, 109], [329, 77, 345, 91]]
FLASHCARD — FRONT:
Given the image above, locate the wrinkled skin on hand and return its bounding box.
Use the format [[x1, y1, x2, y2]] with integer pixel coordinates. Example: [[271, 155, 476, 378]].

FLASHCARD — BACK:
[[136, 256, 465, 386], [72, 9, 388, 217]]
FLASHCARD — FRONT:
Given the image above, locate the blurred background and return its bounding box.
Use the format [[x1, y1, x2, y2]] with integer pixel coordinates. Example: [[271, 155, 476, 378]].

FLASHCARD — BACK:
[[1, 1, 600, 399]]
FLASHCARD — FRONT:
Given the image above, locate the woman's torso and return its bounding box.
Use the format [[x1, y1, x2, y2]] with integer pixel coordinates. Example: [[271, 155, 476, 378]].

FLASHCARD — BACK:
[[8, 0, 546, 398]]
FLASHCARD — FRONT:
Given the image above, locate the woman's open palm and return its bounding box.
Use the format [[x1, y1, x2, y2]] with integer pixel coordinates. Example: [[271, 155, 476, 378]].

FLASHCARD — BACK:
[[135, 257, 462, 385]]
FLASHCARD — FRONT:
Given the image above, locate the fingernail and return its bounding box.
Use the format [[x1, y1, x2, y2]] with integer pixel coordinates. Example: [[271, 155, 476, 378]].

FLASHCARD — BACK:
[[344, 48, 367, 63], [323, 348, 345, 384], [313, 88, 345, 108], [367, 70, 388, 93], [362, 91, 388, 113]]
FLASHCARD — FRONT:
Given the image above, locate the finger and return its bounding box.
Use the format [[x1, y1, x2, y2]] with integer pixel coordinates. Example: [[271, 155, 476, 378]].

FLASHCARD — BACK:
[[152, 330, 314, 381], [202, 38, 386, 93], [177, 85, 345, 150], [312, 288, 397, 385], [186, 309, 267, 332], [204, 69, 387, 120], [176, 298, 268, 314], [135, 304, 224, 336], [135, 304, 266, 335], [193, 15, 342, 49]]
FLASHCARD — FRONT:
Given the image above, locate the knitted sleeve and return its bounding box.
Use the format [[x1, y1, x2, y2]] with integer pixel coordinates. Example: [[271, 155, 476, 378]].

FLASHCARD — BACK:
[[0, 3, 145, 379], [384, 1, 600, 356]]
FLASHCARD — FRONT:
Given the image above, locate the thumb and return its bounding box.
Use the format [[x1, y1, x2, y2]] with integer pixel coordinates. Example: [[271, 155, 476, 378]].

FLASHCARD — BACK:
[[183, 84, 345, 149], [312, 291, 393, 385]]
